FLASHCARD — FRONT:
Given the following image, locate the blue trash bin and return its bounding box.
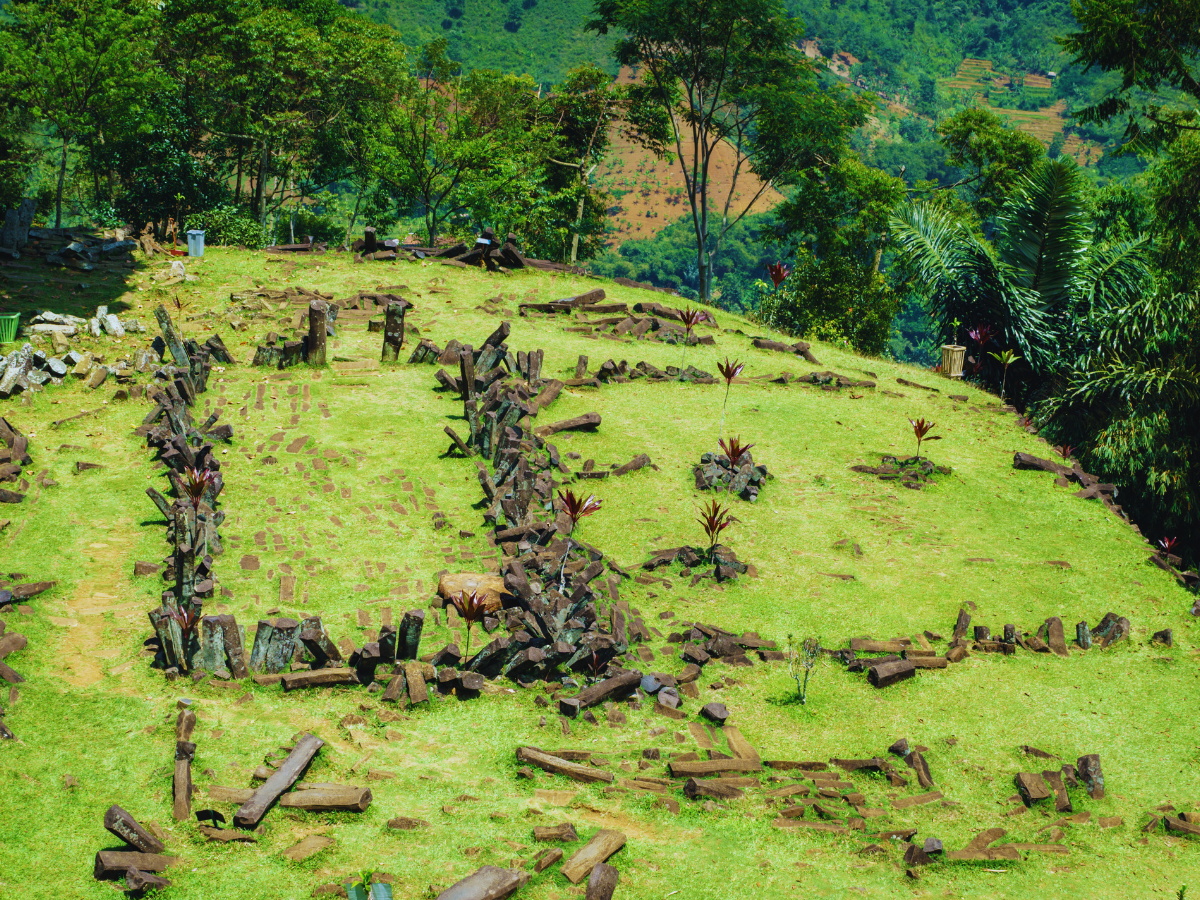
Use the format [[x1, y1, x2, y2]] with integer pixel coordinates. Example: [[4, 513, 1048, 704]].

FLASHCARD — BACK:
[[187, 229, 206, 257]]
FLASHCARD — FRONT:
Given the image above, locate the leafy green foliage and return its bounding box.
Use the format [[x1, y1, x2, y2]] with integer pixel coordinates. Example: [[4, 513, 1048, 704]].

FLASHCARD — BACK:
[[588, 213, 777, 307], [184, 205, 265, 250], [890, 158, 1152, 390], [786, 634, 820, 704], [759, 247, 899, 355], [1037, 286, 1200, 564], [0, 0, 165, 227], [1060, 0, 1200, 149], [935, 108, 1046, 221], [588, 0, 870, 301], [357, 0, 616, 86], [1145, 133, 1200, 293], [888, 292, 941, 366]]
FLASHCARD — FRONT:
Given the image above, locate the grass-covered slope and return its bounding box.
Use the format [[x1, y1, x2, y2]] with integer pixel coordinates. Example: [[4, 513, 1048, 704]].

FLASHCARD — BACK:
[[0, 247, 1196, 899]]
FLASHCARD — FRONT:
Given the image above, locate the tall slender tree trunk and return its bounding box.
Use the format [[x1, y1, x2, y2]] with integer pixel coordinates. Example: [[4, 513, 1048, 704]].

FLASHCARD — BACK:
[[55, 137, 69, 230], [234, 152, 243, 204], [570, 188, 587, 266], [254, 143, 269, 226], [343, 180, 364, 251], [693, 136, 711, 302]]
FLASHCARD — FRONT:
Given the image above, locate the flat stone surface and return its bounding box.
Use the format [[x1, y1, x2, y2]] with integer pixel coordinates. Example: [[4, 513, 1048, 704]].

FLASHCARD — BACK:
[[280, 834, 334, 861]]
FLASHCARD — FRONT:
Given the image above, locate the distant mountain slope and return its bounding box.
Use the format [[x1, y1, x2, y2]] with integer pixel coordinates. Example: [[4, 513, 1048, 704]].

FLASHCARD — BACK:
[[348, 0, 616, 85]]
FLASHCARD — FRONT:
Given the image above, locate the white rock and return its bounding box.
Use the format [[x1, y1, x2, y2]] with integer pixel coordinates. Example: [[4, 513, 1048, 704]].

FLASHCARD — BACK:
[[102, 314, 126, 337]]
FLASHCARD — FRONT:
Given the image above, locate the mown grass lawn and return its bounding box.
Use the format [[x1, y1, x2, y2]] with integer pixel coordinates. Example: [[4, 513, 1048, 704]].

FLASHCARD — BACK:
[[0, 246, 1195, 899]]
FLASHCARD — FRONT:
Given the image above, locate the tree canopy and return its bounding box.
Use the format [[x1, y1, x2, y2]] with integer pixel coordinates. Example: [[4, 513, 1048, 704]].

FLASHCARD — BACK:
[[587, 0, 871, 301]]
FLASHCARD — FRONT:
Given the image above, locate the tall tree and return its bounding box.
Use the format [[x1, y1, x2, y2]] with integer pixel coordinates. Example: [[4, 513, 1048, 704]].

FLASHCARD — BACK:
[[934, 108, 1045, 222], [159, 0, 404, 229], [0, 0, 162, 227], [1060, 0, 1200, 149], [379, 39, 547, 247], [542, 64, 670, 264], [587, 0, 870, 302]]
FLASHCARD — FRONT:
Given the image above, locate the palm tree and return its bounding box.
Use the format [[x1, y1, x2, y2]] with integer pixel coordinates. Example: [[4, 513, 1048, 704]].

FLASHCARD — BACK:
[[890, 158, 1151, 384]]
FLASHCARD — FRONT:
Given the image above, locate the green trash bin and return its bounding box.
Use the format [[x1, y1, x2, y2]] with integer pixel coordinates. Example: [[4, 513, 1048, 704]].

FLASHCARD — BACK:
[[0, 313, 18, 344]]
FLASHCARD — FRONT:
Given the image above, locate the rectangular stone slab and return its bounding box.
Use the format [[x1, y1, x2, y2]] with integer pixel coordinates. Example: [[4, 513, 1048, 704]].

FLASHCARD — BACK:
[[516, 747, 614, 784], [436, 866, 529, 900], [103, 805, 165, 854], [281, 668, 358, 691], [1045, 617, 1069, 657], [849, 639, 905, 653], [770, 819, 848, 832], [208, 785, 256, 803], [867, 659, 915, 687], [908, 656, 949, 669], [559, 670, 641, 717], [278, 785, 371, 812], [94, 851, 177, 880], [234, 732, 324, 827], [668, 757, 761, 777], [561, 830, 627, 884], [1015, 772, 1052, 805], [722, 725, 760, 762], [1042, 769, 1072, 812], [891, 790, 943, 809], [945, 846, 1020, 861]]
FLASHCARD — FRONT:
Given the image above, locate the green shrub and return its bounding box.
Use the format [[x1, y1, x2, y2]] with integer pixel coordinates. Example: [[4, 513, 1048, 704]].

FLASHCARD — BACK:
[[757, 249, 898, 356], [185, 205, 264, 249], [278, 205, 344, 246]]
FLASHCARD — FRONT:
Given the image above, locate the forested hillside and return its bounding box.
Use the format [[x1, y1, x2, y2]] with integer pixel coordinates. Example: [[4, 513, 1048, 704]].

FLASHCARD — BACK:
[[348, 0, 616, 86]]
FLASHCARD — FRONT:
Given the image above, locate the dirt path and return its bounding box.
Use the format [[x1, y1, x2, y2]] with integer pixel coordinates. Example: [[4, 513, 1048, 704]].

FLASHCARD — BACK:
[[55, 524, 144, 687]]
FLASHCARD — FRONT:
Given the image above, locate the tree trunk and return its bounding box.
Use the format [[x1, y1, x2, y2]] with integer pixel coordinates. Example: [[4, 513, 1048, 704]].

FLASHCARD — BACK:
[[55, 137, 69, 230], [570, 164, 596, 266], [570, 190, 586, 265], [234, 153, 243, 203], [254, 143, 269, 227], [343, 180, 364, 251], [698, 154, 711, 302]]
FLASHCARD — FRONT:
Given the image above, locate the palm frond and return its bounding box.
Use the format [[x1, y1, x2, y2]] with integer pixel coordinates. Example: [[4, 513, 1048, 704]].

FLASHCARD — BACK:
[[1080, 236, 1152, 301], [997, 158, 1091, 311]]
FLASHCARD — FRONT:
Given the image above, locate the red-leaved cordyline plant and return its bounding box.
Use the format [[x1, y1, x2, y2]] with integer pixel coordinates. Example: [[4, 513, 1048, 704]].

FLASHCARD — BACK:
[[718, 436, 755, 470], [556, 488, 603, 588], [165, 605, 201, 670], [676, 306, 707, 341], [766, 262, 790, 288], [1158, 536, 1180, 558], [967, 324, 997, 348], [1056, 444, 1076, 461], [180, 466, 216, 505], [450, 589, 490, 659], [557, 488, 602, 530], [697, 499, 736, 555], [716, 357, 744, 442], [908, 417, 941, 460], [674, 306, 709, 371]]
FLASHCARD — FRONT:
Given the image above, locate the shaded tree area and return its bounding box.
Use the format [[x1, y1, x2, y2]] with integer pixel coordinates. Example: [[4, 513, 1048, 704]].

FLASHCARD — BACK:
[[0, 0, 656, 260]]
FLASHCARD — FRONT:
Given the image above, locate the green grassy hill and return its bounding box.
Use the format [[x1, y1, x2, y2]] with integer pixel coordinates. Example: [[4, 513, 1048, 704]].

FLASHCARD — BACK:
[[0, 246, 1196, 899]]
